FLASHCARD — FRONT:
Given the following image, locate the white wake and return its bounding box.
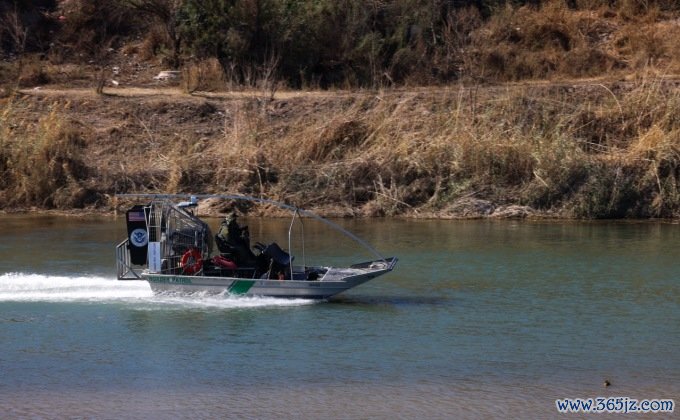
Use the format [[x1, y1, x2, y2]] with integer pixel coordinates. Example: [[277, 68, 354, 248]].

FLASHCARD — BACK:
[[0, 273, 316, 309]]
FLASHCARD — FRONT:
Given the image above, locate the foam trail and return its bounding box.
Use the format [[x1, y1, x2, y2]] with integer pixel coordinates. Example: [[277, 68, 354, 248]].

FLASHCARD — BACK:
[[0, 272, 151, 302], [141, 293, 318, 310], [0, 273, 316, 309]]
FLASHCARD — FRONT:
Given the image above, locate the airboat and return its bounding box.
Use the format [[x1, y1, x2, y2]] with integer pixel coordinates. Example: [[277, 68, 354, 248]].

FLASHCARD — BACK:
[[115, 194, 397, 299]]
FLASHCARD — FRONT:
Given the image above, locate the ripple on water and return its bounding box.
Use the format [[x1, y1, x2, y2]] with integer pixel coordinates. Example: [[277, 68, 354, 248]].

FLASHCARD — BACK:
[[2, 380, 677, 418]]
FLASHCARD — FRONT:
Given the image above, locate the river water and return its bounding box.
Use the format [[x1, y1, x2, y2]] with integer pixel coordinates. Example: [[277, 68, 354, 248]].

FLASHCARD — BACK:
[[0, 215, 678, 418]]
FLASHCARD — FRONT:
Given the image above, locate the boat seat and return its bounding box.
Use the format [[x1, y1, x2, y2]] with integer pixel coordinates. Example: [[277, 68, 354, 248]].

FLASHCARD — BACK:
[[215, 234, 257, 266], [260, 242, 293, 266]]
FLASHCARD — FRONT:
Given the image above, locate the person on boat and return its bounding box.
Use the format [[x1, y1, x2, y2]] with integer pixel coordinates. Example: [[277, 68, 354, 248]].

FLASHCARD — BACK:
[[216, 211, 255, 265], [217, 211, 242, 245]]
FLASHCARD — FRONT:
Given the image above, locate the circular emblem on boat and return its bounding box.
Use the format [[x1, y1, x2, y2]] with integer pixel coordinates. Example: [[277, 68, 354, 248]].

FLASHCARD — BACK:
[[130, 228, 148, 247]]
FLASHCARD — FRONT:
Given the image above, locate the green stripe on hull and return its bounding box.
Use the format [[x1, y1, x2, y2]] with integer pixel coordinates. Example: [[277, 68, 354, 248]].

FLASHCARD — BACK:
[[228, 280, 255, 295]]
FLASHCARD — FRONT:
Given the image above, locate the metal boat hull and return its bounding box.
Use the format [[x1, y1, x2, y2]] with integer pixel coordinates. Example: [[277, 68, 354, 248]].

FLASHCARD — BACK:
[[116, 195, 397, 299], [143, 260, 395, 299]]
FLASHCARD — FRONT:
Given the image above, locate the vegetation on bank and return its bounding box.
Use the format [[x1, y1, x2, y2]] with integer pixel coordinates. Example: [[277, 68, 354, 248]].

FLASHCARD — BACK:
[[1, 0, 680, 88], [1, 76, 678, 218], [0, 0, 679, 218]]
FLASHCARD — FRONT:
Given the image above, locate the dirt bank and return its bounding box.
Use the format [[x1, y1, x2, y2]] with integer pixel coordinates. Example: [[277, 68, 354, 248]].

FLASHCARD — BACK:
[[1, 78, 679, 219]]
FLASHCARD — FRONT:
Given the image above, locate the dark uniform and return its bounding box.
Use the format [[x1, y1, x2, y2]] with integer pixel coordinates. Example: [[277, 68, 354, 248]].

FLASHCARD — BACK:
[[216, 212, 254, 265], [217, 212, 241, 245]]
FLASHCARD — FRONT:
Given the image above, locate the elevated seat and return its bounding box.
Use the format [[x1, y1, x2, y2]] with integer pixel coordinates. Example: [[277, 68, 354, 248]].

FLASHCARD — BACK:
[[215, 234, 257, 266]]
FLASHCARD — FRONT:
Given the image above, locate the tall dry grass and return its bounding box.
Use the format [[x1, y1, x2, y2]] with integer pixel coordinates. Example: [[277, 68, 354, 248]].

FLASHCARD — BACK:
[[1, 75, 678, 218], [192, 76, 679, 218], [181, 59, 225, 93], [0, 97, 98, 208], [462, 0, 680, 83]]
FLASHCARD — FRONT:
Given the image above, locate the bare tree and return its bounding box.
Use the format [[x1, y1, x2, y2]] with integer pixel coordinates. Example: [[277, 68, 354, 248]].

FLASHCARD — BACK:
[[124, 0, 183, 68], [258, 50, 280, 102], [0, 2, 28, 90], [0, 2, 28, 55]]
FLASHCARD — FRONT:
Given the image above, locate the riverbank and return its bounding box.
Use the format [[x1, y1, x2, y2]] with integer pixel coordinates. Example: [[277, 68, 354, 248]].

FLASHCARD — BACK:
[[1, 76, 679, 219]]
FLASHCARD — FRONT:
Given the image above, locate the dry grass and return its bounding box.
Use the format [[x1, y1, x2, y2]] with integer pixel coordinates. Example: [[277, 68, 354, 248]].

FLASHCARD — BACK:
[[2, 74, 679, 218], [166, 76, 677, 218], [0, 97, 98, 208], [4, 0, 680, 217], [181, 59, 225, 93], [463, 0, 680, 83]]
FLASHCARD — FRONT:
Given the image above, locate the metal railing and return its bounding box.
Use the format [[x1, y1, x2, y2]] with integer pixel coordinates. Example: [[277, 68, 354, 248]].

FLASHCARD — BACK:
[[116, 239, 142, 280]]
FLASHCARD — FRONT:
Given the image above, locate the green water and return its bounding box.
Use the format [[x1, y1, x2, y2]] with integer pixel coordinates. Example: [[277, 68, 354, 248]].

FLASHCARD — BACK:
[[0, 216, 678, 418]]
